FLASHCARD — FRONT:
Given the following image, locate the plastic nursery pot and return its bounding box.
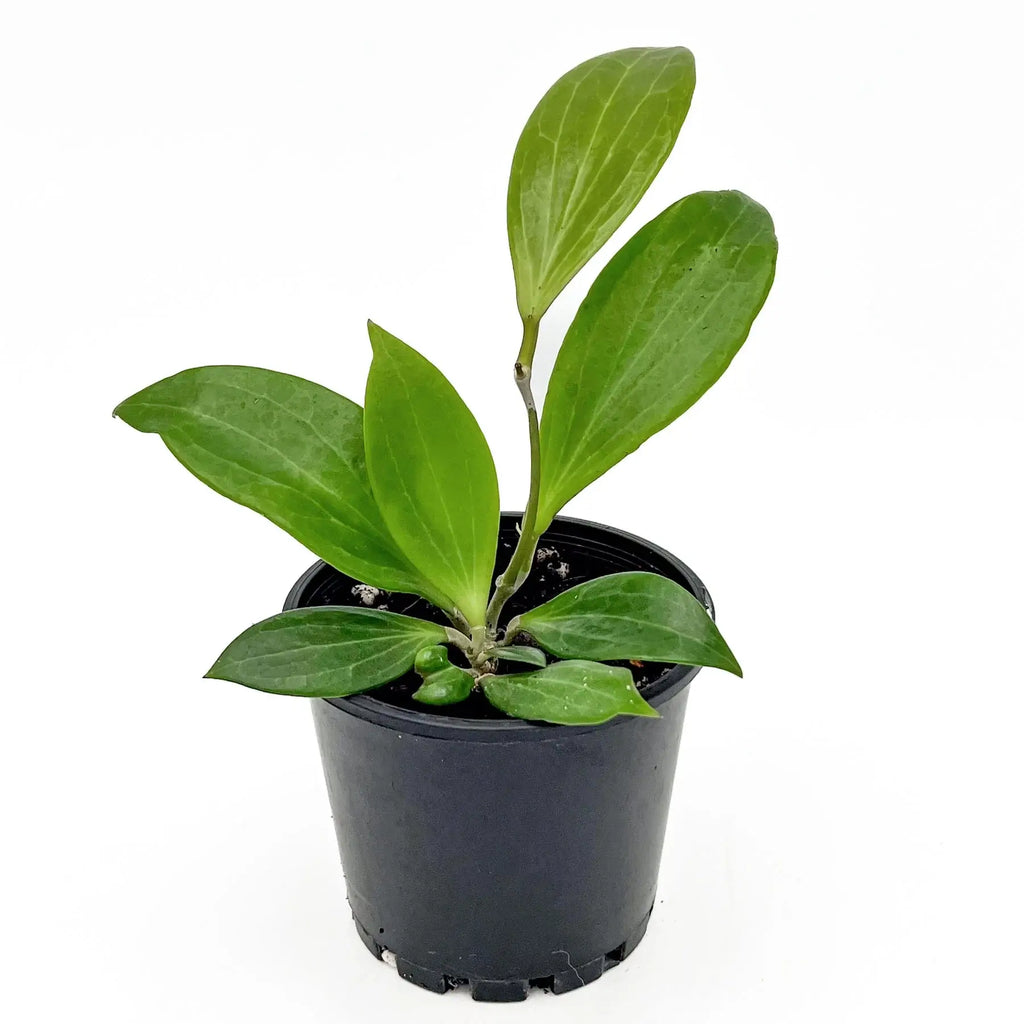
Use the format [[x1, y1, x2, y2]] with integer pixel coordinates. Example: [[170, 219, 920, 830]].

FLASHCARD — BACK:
[[285, 514, 716, 1002]]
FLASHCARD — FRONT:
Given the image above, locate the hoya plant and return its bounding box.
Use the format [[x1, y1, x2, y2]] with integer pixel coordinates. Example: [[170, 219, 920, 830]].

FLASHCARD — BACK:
[[115, 47, 777, 725]]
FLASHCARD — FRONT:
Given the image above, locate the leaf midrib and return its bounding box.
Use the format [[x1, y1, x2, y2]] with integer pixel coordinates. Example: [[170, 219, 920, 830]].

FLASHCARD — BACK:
[[375, 352, 470, 590], [538, 50, 647, 284], [546, 56, 678, 286], [221, 635, 423, 674]]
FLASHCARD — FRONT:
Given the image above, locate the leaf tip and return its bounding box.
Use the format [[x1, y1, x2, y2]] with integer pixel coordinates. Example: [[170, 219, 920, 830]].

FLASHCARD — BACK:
[[634, 699, 661, 719], [203, 657, 229, 681], [112, 396, 136, 425], [719, 644, 743, 678], [366, 319, 398, 357], [664, 44, 695, 72], [366, 319, 381, 349]]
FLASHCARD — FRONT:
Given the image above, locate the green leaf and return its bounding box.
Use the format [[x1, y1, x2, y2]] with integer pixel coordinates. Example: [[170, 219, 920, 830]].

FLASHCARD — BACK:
[[508, 46, 696, 320], [114, 365, 440, 600], [482, 660, 658, 725], [412, 665, 474, 706], [364, 322, 500, 626], [512, 572, 742, 676], [205, 607, 446, 697], [413, 644, 451, 677], [537, 190, 777, 528], [492, 644, 547, 668]]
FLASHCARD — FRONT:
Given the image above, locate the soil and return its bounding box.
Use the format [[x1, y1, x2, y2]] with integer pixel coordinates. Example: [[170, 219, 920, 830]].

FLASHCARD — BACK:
[[293, 518, 686, 719]]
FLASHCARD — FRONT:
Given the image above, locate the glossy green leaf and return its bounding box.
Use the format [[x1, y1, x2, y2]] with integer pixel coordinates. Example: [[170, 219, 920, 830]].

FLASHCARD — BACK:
[[482, 660, 658, 725], [364, 322, 500, 626], [412, 665, 475, 706], [538, 191, 777, 527], [513, 571, 741, 675], [492, 644, 547, 668], [114, 365, 440, 599], [508, 46, 696, 320], [414, 644, 451, 677], [205, 607, 446, 697]]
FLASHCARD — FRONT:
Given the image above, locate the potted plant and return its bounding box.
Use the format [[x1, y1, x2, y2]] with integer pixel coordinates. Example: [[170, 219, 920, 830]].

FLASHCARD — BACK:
[[115, 45, 776, 1001]]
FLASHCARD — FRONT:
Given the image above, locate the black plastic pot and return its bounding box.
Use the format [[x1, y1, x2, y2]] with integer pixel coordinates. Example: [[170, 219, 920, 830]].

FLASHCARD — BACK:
[[285, 514, 715, 1002]]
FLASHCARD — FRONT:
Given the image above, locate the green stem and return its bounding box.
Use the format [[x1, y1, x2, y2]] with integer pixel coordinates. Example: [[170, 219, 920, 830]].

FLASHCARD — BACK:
[[446, 606, 474, 637], [485, 316, 544, 634], [444, 627, 474, 652]]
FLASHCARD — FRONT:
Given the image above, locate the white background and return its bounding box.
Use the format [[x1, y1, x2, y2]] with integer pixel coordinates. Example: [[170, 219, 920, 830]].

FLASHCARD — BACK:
[[3, 1, 1022, 1020]]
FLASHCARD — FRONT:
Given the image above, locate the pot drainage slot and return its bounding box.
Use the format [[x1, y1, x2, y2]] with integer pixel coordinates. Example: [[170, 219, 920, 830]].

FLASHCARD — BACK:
[[605, 939, 628, 965]]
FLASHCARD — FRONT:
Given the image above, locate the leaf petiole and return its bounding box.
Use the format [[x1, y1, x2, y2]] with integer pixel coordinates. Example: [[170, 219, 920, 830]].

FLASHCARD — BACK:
[[485, 316, 544, 634]]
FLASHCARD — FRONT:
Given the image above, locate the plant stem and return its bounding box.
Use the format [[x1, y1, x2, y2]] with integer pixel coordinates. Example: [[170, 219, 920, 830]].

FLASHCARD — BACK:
[[485, 316, 544, 634], [447, 607, 474, 637], [444, 627, 474, 652]]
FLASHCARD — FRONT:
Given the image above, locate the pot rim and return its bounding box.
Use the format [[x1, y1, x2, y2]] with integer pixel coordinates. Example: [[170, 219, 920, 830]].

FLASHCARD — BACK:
[[286, 514, 715, 741]]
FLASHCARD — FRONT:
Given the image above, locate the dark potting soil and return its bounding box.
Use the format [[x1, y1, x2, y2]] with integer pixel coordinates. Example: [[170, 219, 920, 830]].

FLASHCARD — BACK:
[[295, 519, 686, 720]]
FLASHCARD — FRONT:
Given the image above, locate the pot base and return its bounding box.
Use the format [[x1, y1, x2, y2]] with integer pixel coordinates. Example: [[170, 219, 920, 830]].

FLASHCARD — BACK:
[[353, 906, 653, 1001]]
